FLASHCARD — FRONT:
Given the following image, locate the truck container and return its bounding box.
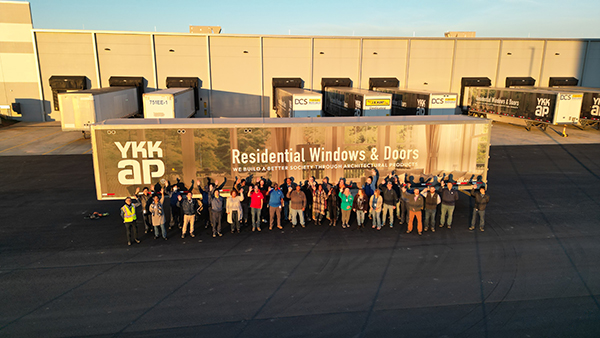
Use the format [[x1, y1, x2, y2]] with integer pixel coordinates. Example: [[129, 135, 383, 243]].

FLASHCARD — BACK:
[[466, 87, 582, 130], [372, 88, 457, 116], [91, 115, 491, 200], [58, 87, 138, 134], [275, 88, 322, 117], [143, 88, 196, 119], [323, 87, 392, 117], [544, 86, 600, 128]]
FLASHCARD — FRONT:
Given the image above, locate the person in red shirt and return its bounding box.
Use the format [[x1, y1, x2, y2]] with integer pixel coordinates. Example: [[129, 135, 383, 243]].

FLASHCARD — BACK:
[[249, 185, 264, 231]]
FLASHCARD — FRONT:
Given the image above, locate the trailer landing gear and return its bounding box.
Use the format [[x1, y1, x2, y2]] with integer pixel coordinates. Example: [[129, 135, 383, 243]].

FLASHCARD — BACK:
[[561, 125, 568, 138]]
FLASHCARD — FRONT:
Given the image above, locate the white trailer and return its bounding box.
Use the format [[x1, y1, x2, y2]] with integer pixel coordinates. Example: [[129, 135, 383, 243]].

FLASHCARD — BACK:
[[324, 87, 392, 117], [372, 88, 458, 116], [275, 88, 322, 117], [58, 87, 138, 135], [143, 88, 196, 119]]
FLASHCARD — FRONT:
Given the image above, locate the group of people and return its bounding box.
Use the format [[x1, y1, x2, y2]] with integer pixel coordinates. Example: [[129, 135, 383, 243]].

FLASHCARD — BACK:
[[120, 169, 490, 246]]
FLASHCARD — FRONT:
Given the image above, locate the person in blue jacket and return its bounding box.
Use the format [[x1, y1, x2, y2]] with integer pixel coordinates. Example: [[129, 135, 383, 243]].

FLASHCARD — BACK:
[[266, 183, 285, 230]]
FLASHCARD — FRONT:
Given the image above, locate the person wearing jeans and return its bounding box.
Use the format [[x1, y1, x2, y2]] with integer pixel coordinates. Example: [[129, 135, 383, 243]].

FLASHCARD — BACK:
[[149, 190, 168, 240], [469, 185, 490, 231], [249, 185, 264, 231], [381, 181, 398, 228], [226, 189, 244, 233], [369, 189, 383, 230], [352, 188, 369, 229], [439, 181, 459, 229], [421, 186, 441, 232]]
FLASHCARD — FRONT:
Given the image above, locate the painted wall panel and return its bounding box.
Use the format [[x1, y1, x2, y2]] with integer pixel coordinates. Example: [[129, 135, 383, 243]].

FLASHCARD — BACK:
[[496, 40, 545, 85], [262, 37, 312, 117], [313, 38, 360, 89], [209, 36, 262, 117], [450, 40, 500, 93], [407, 39, 454, 91], [581, 41, 600, 88], [539, 41, 587, 87], [36, 32, 97, 120], [154, 34, 210, 116], [361, 39, 408, 90], [96, 34, 155, 90]]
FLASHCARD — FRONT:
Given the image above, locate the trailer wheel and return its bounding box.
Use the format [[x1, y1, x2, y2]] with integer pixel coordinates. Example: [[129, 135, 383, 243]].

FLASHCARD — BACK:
[[82, 131, 91, 139]]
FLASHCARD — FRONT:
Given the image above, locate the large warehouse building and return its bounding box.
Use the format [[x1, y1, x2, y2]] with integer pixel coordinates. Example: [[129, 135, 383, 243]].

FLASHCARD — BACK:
[[1, 1, 600, 121]]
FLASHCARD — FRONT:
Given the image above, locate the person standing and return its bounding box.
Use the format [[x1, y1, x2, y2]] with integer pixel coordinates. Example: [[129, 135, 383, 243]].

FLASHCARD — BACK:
[[266, 183, 285, 230], [137, 187, 153, 234], [169, 185, 183, 229], [439, 181, 459, 229], [469, 185, 489, 231], [381, 181, 398, 228], [226, 189, 244, 233], [326, 185, 340, 226], [363, 168, 379, 199], [403, 186, 425, 235], [312, 184, 327, 226], [281, 178, 295, 222], [339, 187, 354, 229], [370, 189, 383, 230], [237, 179, 251, 228], [149, 189, 168, 240], [421, 186, 441, 232], [178, 191, 199, 238], [209, 188, 225, 237], [287, 184, 306, 228], [249, 185, 264, 231], [352, 188, 369, 229], [120, 192, 141, 246]]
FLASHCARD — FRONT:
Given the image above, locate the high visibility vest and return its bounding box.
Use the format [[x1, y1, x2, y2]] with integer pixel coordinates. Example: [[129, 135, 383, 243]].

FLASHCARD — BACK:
[[122, 204, 136, 222]]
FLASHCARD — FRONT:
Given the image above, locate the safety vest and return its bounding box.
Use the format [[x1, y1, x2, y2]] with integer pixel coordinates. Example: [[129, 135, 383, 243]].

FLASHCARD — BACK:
[[122, 204, 136, 222]]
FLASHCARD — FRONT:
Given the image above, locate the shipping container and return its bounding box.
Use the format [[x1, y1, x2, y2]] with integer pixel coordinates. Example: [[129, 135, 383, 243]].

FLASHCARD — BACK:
[[323, 87, 392, 117], [91, 115, 491, 200], [466, 87, 582, 130], [58, 87, 139, 134], [143, 88, 196, 119], [372, 88, 457, 116], [275, 88, 322, 117]]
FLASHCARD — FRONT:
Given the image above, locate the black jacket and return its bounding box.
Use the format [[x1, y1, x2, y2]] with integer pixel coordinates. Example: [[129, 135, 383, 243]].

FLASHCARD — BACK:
[[471, 190, 490, 210], [382, 188, 398, 206], [440, 187, 459, 206], [177, 198, 199, 215]]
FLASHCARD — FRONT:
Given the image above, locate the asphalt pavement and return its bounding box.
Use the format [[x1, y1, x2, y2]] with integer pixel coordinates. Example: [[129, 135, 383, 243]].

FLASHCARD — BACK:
[[0, 144, 599, 337]]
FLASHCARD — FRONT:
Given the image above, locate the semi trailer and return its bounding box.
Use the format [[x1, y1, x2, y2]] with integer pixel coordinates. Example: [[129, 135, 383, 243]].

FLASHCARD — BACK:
[[323, 87, 392, 117], [143, 88, 196, 119], [275, 88, 322, 117], [466, 87, 582, 131], [90, 115, 491, 200], [372, 88, 458, 116], [58, 87, 139, 136]]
